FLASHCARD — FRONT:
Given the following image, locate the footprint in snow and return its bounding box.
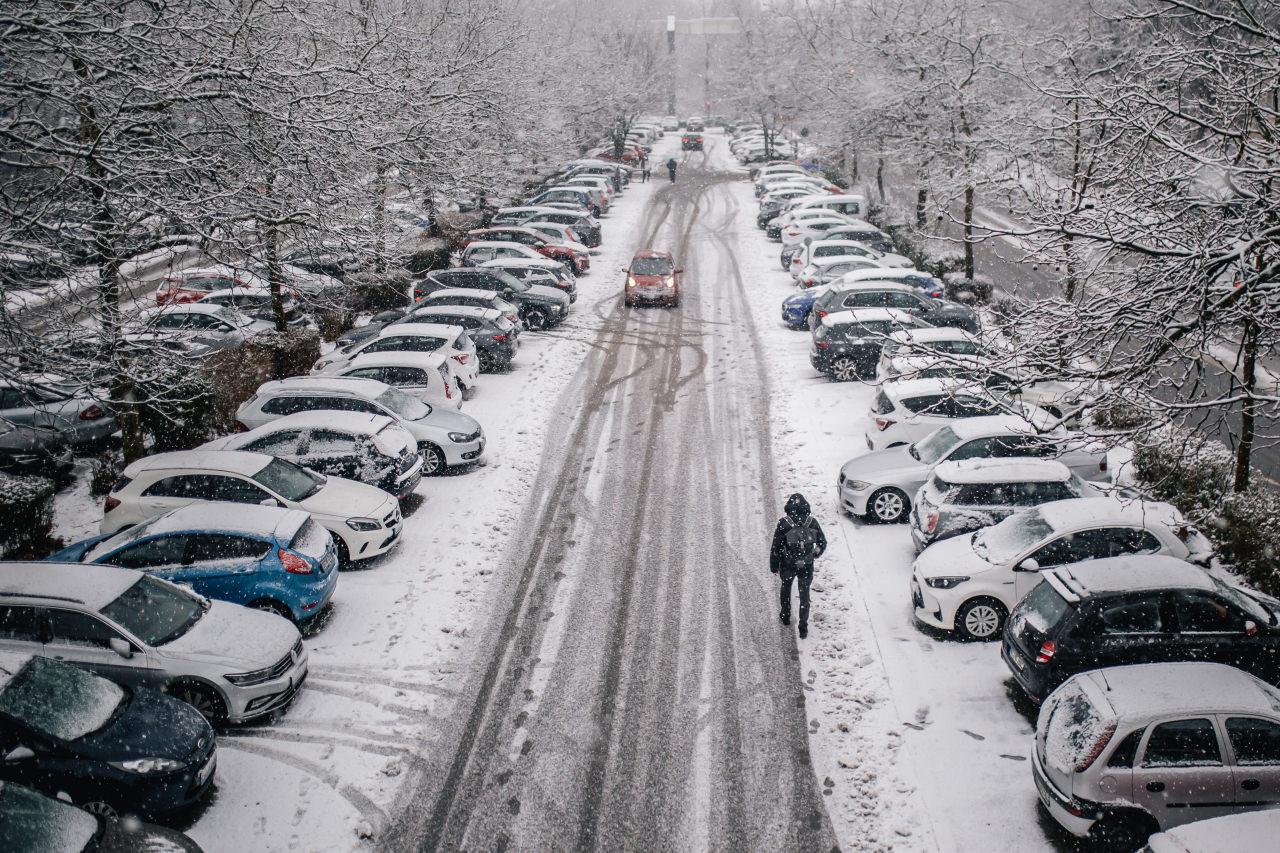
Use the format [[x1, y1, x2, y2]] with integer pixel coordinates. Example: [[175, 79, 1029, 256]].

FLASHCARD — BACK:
[[960, 729, 986, 741], [1000, 753, 1027, 761]]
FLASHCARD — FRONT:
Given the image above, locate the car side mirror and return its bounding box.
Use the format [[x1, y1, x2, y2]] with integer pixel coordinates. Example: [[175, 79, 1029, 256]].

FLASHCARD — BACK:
[[4, 746, 35, 762], [259, 498, 282, 508], [1246, 620, 1259, 637], [673, 268, 684, 274], [1016, 558, 1039, 572], [108, 637, 133, 659]]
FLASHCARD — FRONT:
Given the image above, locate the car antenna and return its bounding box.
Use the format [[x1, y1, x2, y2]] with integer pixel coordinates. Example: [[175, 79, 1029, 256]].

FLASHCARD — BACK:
[[1100, 670, 1111, 692]]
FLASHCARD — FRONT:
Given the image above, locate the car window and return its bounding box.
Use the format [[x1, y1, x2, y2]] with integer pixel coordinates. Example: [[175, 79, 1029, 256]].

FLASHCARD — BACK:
[[843, 292, 886, 308], [0, 605, 42, 642], [203, 475, 270, 504], [900, 394, 946, 415], [993, 437, 1055, 458], [99, 535, 189, 569], [142, 474, 221, 499], [1142, 718, 1223, 767], [261, 396, 323, 416], [1098, 598, 1164, 634], [943, 439, 998, 462], [1226, 718, 1280, 765], [1176, 592, 1249, 633], [952, 396, 1004, 417], [364, 336, 447, 354], [886, 292, 921, 309], [185, 534, 271, 563], [1107, 727, 1147, 768], [244, 430, 304, 455], [308, 429, 355, 454], [46, 609, 126, 649]]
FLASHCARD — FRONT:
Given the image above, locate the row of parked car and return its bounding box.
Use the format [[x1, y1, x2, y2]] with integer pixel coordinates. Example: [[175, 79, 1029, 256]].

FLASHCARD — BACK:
[[0, 148, 642, 839], [744, 160, 1280, 848]]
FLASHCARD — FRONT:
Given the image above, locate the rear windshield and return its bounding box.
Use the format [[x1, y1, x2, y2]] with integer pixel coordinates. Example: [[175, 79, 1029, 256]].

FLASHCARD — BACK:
[[632, 258, 673, 275], [872, 391, 894, 415], [1019, 579, 1071, 635], [1043, 682, 1110, 776], [291, 517, 331, 560]]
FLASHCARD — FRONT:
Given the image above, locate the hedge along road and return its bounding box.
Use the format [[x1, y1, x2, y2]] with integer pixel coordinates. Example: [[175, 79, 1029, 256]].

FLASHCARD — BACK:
[[382, 136, 840, 852]]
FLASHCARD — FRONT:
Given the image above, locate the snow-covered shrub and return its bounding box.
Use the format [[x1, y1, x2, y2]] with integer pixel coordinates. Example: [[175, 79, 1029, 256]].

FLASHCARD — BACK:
[[89, 452, 123, 496], [942, 272, 993, 303], [1216, 489, 1280, 596], [0, 472, 55, 558], [204, 327, 321, 430], [1089, 397, 1152, 432], [402, 241, 450, 276], [137, 359, 217, 451], [1131, 426, 1233, 522], [927, 250, 967, 279], [346, 269, 412, 313]]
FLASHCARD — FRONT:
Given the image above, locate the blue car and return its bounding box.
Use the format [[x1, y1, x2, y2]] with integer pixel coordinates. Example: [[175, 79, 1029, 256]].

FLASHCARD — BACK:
[[46, 503, 338, 623], [781, 288, 823, 329]]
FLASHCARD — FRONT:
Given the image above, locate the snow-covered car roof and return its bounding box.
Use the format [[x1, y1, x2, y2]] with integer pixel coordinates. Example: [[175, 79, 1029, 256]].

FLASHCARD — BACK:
[[933, 458, 1073, 484], [138, 303, 243, 320], [0, 562, 140, 610], [171, 264, 268, 284], [879, 376, 983, 399], [1145, 807, 1280, 852], [495, 205, 562, 216], [408, 305, 502, 322], [259, 375, 391, 397], [822, 307, 919, 328], [465, 241, 543, 254], [1069, 660, 1278, 722], [887, 327, 978, 346], [340, 351, 451, 373], [1036, 496, 1185, 532], [480, 257, 562, 271], [122, 448, 273, 477], [541, 186, 592, 195], [809, 239, 882, 253], [834, 267, 933, 285], [948, 415, 1063, 440], [223, 409, 396, 438], [91, 503, 309, 552], [377, 322, 462, 340], [422, 288, 502, 302]]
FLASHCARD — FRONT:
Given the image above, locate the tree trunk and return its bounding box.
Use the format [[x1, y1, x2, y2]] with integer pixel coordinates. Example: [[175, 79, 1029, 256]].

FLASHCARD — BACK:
[[1063, 230, 1078, 303], [963, 184, 975, 279], [915, 187, 928, 227], [1233, 314, 1258, 492], [876, 157, 885, 202], [372, 164, 388, 274]]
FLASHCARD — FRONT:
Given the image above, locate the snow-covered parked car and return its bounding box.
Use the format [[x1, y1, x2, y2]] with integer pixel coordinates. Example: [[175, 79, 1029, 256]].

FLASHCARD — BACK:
[[0, 561, 307, 724], [202, 411, 423, 500], [330, 351, 463, 409], [866, 377, 1056, 451], [312, 323, 479, 394], [101, 449, 403, 564], [1032, 662, 1280, 847], [235, 376, 483, 474], [910, 497, 1213, 640]]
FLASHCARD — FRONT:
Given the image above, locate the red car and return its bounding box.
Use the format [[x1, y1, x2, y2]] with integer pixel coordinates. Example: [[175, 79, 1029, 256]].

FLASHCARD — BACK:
[[154, 266, 289, 305], [623, 250, 681, 307], [462, 227, 589, 274], [681, 134, 704, 151]]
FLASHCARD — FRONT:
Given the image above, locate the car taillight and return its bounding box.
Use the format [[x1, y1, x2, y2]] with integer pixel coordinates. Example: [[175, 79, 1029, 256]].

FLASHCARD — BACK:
[[1075, 721, 1116, 772], [1035, 640, 1056, 664], [104, 495, 121, 512], [791, 258, 803, 265], [925, 512, 938, 533], [930, 289, 944, 298], [787, 230, 800, 237], [1099, 457, 1108, 472], [816, 310, 828, 318], [279, 548, 313, 574], [874, 417, 895, 431], [493, 334, 508, 342], [233, 419, 249, 432], [506, 314, 519, 324], [79, 404, 105, 420], [815, 340, 829, 349]]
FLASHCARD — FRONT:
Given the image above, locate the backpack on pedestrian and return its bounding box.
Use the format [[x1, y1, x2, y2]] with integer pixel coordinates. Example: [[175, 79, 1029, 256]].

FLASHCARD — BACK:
[[781, 518, 819, 571]]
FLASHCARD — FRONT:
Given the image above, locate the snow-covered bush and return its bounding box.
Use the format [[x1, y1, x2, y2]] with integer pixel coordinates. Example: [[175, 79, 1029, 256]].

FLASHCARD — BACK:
[[89, 452, 123, 497], [942, 272, 993, 303], [1131, 426, 1233, 522], [346, 269, 412, 313], [1216, 489, 1280, 596], [138, 359, 218, 451], [1088, 397, 1152, 432], [205, 327, 321, 430], [0, 472, 54, 558]]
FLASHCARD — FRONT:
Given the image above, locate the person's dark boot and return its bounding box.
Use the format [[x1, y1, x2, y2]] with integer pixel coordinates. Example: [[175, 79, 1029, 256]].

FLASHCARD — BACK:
[[780, 612, 790, 626], [798, 624, 808, 639]]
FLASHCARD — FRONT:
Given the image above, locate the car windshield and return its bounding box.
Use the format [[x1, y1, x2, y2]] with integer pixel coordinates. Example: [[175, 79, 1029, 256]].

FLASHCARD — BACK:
[[253, 457, 325, 500], [0, 782, 100, 852], [910, 426, 961, 463], [1213, 577, 1275, 625], [485, 270, 528, 292], [0, 657, 126, 741], [101, 575, 207, 646], [376, 387, 430, 420], [631, 258, 673, 275], [972, 509, 1056, 564]]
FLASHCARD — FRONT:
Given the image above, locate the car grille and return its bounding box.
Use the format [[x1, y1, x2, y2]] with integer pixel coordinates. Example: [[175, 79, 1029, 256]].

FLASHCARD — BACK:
[[291, 637, 304, 660], [382, 508, 401, 528], [265, 645, 298, 681], [397, 449, 417, 475]]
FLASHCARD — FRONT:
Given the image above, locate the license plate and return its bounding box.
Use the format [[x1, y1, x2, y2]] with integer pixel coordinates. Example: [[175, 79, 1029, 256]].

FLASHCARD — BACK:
[[198, 751, 216, 784], [1007, 645, 1026, 672]]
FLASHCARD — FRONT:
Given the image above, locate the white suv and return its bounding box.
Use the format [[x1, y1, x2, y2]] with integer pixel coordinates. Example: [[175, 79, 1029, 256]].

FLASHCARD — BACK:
[[1034, 662, 1280, 847], [102, 449, 402, 563], [866, 377, 1052, 451], [313, 323, 478, 393], [235, 375, 484, 474]]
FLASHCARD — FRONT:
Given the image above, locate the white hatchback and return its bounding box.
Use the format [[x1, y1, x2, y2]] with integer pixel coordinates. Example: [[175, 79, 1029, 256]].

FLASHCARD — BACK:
[[866, 377, 1054, 451], [312, 324, 479, 393]]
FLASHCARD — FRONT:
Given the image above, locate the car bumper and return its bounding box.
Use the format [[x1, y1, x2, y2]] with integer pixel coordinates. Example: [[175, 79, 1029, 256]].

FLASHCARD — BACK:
[[910, 570, 954, 631], [443, 433, 485, 466], [224, 647, 310, 723], [392, 461, 423, 499], [1002, 638, 1050, 703], [628, 288, 677, 304], [781, 307, 809, 328], [837, 478, 874, 516], [64, 417, 118, 445], [1031, 746, 1100, 837], [332, 509, 403, 561], [123, 751, 216, 817]]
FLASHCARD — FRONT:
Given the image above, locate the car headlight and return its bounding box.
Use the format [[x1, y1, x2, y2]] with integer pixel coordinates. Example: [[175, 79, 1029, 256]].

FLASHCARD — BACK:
[[110, 757, 185, 774], [665, 276, 675, 288], [842, 479, 870, 491], [626, 276, 636, 288], [447, 431, 473, 442], [225, 666, 276, 685], [925, 576, 970, 590], [346, 517, 381, 531]]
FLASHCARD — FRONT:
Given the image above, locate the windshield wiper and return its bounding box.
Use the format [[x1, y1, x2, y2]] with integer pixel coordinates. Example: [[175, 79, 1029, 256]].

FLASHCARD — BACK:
[[908, 445, 920, 461]]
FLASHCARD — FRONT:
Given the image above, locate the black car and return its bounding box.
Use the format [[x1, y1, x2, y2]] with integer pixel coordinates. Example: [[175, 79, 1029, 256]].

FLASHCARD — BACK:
[[758, 201, 787, 230], [526, 211, 601, 248], [810, 284, 979, 334], [197, 290, 308, 327], [402, 306, 519, 371], [0, 655, 216, 820], [0, 780, 203, 852], [412, 269, 568, 330], [1002, 556, 1280, 703], [810, 310, 929, 381], [333, 308, 412, 351], [482, 259, 578, 302], [681, 133, 704, 151], [278, 245, 366, 282]]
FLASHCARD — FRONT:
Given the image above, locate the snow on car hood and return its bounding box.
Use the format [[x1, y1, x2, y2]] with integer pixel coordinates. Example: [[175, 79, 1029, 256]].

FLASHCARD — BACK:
[[161, 600, 298, 670], [840, 445, 925, 483], [913, 532, 991, 580], [527, 284, 570, 305], [299, 477, 395, 520], [423, 406, 481, 433]]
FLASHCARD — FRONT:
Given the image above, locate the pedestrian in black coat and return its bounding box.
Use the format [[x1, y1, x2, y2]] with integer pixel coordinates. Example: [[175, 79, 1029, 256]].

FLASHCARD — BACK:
[[770, 493, 827, 638]]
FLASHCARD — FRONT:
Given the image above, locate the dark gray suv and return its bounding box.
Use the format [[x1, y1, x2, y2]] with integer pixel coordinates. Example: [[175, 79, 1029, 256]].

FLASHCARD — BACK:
[[810, 283, 979, 333]]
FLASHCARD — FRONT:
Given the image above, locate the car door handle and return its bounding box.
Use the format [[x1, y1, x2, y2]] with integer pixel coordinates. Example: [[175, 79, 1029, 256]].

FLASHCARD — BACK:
[[1146, 781, 1165, 793], [1242, 779, 1261, 791]]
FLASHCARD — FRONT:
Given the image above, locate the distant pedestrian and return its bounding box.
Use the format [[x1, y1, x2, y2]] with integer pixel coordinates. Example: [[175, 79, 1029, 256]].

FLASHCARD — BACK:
[[666, 157, 678, 182], [639, 153, 650, 182], [769, 493, 826, 639]]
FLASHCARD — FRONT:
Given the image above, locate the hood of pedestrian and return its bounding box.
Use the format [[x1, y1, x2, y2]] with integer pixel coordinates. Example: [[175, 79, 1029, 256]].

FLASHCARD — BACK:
[[913, 533, 991, 580], [839, 445, 924, 485], [784, 493, 811, 523]]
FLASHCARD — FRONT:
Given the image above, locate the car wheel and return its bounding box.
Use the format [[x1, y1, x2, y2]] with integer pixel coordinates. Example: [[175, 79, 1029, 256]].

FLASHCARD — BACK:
[[420, 443, 446, 476], [829, 357, 861, 382], [624, 298, 634, 308], [477, 354, 493, 373], [250, 600, 293, 621], [335, 538, 351, 568], [955, 598, 1008, 642], [79, 799, 118, 818], [1089, 811, 1159, 852], [866, 488, 909, 524], [524, 307, 550, 330], [168, 681, 227, 725]]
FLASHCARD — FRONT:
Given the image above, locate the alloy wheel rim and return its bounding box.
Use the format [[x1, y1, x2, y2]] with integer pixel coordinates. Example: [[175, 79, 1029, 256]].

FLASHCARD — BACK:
[[82, 801, 117, 818], [423, 449, 443, 474], [832, 359, 859, 381], [873, 492, 903, 521], [965, 606, 1000, 637]]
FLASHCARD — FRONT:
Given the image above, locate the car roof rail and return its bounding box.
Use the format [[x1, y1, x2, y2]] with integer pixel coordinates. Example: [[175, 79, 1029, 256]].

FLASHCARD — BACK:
[[0, 591, 85, 604]]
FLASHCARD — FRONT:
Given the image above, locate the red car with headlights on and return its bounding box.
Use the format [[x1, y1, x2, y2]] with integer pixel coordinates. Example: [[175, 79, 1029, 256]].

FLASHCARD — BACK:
[[623, 251, 682, 308], [462, 227, 590, 275]]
